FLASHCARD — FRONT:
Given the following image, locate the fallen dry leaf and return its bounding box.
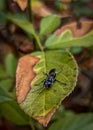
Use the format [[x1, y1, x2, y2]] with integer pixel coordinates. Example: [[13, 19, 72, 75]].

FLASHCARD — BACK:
[[32, 1, 51, 17], [13, 0, 27, 11], [55, 20, 93, 37], [13, 33, 34, 53]]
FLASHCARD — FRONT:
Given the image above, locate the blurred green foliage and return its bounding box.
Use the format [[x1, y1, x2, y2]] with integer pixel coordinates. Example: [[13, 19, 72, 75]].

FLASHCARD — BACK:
[[0, 0, 93, 130], [49, 106, 93, 130], [0, 54, 30, 125], [0, 0, 6, 11], [70, 0, 92, 17], [55, 0, 92, 18]]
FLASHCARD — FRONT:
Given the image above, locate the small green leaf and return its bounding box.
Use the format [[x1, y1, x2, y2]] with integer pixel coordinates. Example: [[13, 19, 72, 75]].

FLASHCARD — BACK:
[[0, 0, 6, 11], [70, 46, 82, 54], [17, 50, 78, 126], [45, 30, 93, 49], [49, 109, 93, 130], [5, 53, 17, 77], [0, 79, 13, 90], [0, 64, 8, 79], [0, 86, 13, 103], [7, 13, 36, 37], [40, 15, 61, 35], [0, 101, 29, 125]]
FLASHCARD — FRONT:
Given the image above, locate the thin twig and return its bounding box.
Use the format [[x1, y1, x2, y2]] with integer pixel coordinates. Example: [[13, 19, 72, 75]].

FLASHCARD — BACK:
[[28, 0, 33, 22]]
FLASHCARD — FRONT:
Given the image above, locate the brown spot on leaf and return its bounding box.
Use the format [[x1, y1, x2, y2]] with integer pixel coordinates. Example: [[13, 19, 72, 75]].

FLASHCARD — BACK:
[[35, 107, 56, 127], [16, 55, 40, 104]]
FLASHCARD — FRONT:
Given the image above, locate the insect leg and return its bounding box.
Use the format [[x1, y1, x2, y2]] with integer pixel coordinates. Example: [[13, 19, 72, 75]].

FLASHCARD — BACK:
[[34, 79, 45, 86], [31, 79, 45, 93], [43, 72, 48, 76], [37, 87, 45, 94], [55, 79, 66, 85], [31, 86, 45, 93]]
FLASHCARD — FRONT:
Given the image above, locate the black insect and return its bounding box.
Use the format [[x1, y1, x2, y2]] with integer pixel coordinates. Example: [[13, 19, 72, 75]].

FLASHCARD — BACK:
[[31, 68, 66, 93]]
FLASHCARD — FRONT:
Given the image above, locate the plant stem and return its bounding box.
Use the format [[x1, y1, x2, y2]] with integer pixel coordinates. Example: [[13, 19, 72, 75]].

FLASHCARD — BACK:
[[28, 0, 43, 51], [29, 119, 35, 130], [28, 0, 33, 22], [34, 34, 44, 51], [34, 34, 46, 72]]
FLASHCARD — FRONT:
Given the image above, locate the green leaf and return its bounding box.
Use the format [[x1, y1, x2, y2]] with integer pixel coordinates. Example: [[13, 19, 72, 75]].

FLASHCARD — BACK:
[[18, 50, 78, 126], [0, 86, 13, 103], [0, 0, 6, 11], [45, 30, 93, 49], [70, 46, 82, 54], [0, 101, 29, 125], [7, 13, 36, 37], [5, 53, 17, 77], [49, 109, 93, 130], [0, 64, 8, 79], [40, 15, 61, 35], [74, 6, 92, 16], [0, 12, 7, 27], [0, 79, 13, 90]]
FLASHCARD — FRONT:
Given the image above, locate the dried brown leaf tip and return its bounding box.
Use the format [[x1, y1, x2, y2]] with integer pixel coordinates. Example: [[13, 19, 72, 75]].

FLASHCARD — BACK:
[[13, 0, 27, 11], [16, 55, 40, 104], [55, 20, 93, 37], [35, 108, 56, 127], [59, 0, 72, 3]]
